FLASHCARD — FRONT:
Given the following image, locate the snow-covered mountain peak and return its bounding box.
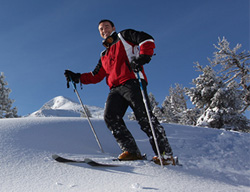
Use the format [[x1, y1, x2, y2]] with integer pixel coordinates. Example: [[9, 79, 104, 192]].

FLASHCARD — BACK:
[[29, 96, 104, 118], [41, 96, 79, 110]]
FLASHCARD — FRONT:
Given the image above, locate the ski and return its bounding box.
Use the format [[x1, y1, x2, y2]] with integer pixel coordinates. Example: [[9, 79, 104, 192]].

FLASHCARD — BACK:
[[52, 154, 119, 167], [52, 154, 182, 167]]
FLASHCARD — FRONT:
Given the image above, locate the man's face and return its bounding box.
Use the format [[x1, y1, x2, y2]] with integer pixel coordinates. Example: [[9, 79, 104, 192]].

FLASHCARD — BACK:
[[98, 21, 115, 39]]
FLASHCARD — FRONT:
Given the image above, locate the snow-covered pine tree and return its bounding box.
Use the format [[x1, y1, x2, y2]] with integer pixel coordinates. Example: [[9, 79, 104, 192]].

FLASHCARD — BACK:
[[178, 107, 201, 126], [0, 72, 18, 118], [162, 84, 188, 123], [148, 92, 163, 121], [186, 63, 221, 110], [210, 37, 250, 113], [128, 92, 162, 121], [161, 96, 175, 123], [185, 61, 248, 131], [148, 92, 158, 109]]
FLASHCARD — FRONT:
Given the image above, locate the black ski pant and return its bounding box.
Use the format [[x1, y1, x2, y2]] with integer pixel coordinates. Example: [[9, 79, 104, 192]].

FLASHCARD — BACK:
[[104, 79, 173, 156]]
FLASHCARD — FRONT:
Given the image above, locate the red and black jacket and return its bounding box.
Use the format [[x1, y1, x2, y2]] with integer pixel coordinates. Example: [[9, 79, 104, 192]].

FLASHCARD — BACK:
[[80, 29, 155, 88]]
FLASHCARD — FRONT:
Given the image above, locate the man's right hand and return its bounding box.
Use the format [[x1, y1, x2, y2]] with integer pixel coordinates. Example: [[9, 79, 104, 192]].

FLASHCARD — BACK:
[[130, 55, 152, 72]]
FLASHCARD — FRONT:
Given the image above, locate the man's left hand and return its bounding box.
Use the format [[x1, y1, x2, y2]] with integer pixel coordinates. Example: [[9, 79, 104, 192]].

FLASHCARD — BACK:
[[130, 55, 151, 72]]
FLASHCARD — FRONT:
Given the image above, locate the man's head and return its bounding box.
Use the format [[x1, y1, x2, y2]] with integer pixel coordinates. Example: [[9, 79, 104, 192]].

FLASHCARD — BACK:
[[98, 19, 116, 39]]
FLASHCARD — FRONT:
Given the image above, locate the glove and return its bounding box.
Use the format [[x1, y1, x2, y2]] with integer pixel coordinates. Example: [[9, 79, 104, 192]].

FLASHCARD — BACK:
[[64, 70, 81, 88], [130, 55, 151, 72]]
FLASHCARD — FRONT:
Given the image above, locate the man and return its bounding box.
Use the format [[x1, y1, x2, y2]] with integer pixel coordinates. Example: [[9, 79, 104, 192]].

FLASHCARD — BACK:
[[64, 19, 175, 165]]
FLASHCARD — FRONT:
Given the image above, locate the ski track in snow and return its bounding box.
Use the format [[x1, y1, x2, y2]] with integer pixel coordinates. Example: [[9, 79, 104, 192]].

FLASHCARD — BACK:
[[0, 117, 249, 192]]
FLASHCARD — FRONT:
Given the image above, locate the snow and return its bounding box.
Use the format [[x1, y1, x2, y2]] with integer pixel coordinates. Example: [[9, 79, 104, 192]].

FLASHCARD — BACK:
[[0, 96, 250, 192]]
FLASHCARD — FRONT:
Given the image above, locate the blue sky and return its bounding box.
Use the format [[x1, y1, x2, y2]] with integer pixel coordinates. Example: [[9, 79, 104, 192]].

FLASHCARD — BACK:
[[1, 0, 249, 117]]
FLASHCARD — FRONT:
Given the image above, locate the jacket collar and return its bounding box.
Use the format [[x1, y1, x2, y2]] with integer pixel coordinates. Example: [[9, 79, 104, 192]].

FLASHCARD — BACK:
[[102, 31, 118, 48]]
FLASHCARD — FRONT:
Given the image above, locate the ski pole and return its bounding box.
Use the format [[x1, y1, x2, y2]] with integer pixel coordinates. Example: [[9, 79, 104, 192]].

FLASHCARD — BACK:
[[136, 72, 163, 168], [69, 78, 104, 153]]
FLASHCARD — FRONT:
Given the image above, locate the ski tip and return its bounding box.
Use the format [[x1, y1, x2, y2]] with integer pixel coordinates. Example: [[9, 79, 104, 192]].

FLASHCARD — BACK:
[[52, 154, 59, 160], [52, 154, 70, 163], [84, 158, 93, 163]]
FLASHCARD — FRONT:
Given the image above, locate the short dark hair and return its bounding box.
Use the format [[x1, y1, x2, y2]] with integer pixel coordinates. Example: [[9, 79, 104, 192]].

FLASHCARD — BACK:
[[99, 19, 114, 27]]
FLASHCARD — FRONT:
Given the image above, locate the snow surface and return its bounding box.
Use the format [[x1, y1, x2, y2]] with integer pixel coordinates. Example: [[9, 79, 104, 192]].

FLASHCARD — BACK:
[[1, 96, 250, 192], [1, 118, 250, 192]]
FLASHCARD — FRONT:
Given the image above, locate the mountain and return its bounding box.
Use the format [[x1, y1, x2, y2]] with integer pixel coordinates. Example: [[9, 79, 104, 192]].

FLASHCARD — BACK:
[[29, 96, 104, 118], [1, 117, 249, 191]]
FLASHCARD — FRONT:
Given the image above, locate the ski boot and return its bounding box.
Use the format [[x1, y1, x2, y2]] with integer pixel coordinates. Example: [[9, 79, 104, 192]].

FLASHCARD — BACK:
[[118, 151, 143, 161], [152, 152, 176, 166]]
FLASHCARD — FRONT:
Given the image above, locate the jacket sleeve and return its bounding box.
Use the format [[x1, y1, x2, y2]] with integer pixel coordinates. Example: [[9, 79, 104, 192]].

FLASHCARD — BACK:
[[120, 29, 155, 56], [80, 59, 106, 84]]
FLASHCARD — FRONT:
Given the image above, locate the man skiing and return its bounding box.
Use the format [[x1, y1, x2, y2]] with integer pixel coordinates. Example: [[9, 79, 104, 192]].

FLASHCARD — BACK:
[[64, 19, 175, 165]]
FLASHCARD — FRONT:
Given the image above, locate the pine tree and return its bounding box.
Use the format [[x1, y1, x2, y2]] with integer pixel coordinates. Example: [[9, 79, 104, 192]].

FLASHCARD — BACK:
[[211, 37, 250, 113], [185, 63, 222, 110], [178, 108, 201, 126], [162, 84, 188, 123], [161, 97, 175, 123], [185, 59, 249, 131], [0, 72, 18, 118], [148, 92, 158, 109], [128, 92, 162, 121], [148, 92, 164, 121]]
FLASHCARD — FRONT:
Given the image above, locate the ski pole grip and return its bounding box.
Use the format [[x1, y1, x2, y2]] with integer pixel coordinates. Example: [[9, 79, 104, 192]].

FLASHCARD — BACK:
[[67, 80, 70, 88], [68, 76, 77, 90]]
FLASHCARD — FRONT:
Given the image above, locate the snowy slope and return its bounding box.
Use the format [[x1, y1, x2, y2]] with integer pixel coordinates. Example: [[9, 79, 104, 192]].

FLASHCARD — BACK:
[[0, 117, 249, 192]]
